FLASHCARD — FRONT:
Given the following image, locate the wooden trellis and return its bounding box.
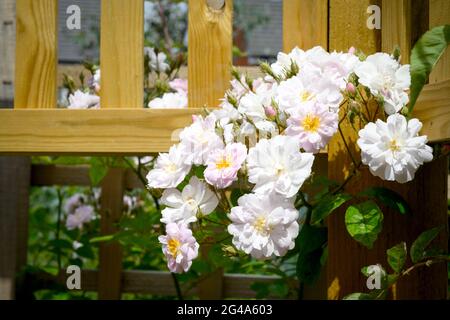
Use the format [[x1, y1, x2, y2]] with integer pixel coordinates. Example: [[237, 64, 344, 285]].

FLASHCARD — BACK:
[[0, 0, 448, 300]]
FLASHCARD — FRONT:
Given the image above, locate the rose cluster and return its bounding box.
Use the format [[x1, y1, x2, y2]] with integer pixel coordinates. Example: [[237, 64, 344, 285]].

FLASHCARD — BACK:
[[146, 46, 433, 273]]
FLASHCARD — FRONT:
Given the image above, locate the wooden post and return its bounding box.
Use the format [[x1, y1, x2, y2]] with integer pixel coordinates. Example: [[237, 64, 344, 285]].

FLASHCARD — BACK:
[[15, 0, 57, 109], [100, 0, 144, 108], [98, 168, 125, 300], [282, 0, 329, 300], [327, 0, 448, 299], [188, 0, 232, 108], [0, 157, 30, 299], [188, 0, 232, 299], [282, 0, 328, 52]]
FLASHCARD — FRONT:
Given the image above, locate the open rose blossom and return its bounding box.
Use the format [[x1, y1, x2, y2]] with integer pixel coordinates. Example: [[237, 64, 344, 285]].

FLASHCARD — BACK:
[[159, 223, 199, 273], [204, 143, 247, 189]]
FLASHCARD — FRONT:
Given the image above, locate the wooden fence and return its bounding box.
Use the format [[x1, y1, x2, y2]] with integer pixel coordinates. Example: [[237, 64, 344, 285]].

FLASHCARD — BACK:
[[0, 0, 449, 300]]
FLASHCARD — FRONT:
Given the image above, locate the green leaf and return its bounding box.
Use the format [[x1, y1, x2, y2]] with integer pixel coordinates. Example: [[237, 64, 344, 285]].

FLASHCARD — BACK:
[[296, 225, 327, 285], [343, 292, 375, 300], [410, 226, 444, 263], [387, 242, 407, 273], [409, 25, 450, 112], [345, 201, 384, 249], [311, 193, 351, 224], [89, 234, 115, 243], [359, 187, 409, 214], [89, 157, 108, 186]]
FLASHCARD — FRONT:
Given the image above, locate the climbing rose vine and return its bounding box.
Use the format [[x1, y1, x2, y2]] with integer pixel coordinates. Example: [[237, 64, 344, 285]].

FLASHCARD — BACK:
[[146, 46, 433, 273]]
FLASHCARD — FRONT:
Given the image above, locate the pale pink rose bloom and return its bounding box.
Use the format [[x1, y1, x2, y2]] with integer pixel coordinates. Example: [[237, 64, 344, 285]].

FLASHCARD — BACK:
[[285, 100, 338, 154], [68, 90, 100, 109], [66, 205, 95, 230], [204, 143, 247, 189], [169, 78, 188, 94], [64, 194, 85, 215], [159, 223, 199, 273]]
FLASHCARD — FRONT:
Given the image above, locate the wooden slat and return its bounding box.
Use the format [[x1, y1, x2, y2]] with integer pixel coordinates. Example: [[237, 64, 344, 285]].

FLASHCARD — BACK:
[[44, 269, 283, 298], [0, 109, 199, 154], [0, 157, 30, 299], [429, 0, 450, 83], [15, 0, 57, 108], [98, 168, 125, 299], [31, 164, 144, 189], [188, 0, 232, 108], [100, 0, 144, 108], [283, 0, 328, 51], [414, 80, 450, 142], [329, 0, 381, 53], [382, 0, 411, 63]]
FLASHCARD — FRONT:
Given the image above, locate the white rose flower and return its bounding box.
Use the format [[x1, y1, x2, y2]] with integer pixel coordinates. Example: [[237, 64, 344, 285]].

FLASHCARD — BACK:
[[354, 52, 410, 114], [357, 113, 433, 183], [68, 90, 100, 109], [145, 47, 169, 73], [238, 84, 277, 133], [247, 135, 315, 198], [147, 144, 192, 189], [148, 92, 187, 109], [228, 192, 303, 259], [179, 114, 224, 165], [160, 176, 218, 225]]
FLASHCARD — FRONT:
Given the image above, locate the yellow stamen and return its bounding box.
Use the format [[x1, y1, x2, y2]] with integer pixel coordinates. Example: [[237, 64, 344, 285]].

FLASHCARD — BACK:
[[389, 139, 401, 152], [216, 156, 231, 169], [254, 216, 269, 235], [168, 238, 180, 256], [302, 114, 321, 132], [300, 91, 314, 102]]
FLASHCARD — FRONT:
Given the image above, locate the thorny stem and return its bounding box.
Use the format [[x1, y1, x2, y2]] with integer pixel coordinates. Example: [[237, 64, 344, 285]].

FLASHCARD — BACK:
[[401, 256, 450, 277]]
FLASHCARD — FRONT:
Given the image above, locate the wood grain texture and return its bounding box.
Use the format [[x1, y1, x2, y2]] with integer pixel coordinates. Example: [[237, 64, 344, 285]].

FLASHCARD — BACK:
[[382, 0, 411, 63], [328, 0, 448, 299], [31, 164, 144, 189], [100, 0, 144, 108], [39, 269, 285, 298], [414, 80, 450, 142], [283, 0, 328, 51], [98, 168, 125, 299], [15, 0, 57, 108], [0, 157, 30, 299], [429, 0, 450, 83], [188, 0, 232, 108], [329, 0, 381, 53], [0, 109, 199, 154]]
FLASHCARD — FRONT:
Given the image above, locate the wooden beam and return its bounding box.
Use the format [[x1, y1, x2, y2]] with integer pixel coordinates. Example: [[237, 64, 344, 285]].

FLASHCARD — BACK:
[[0, 109, 199, 155], [30, 164, 144, 189], [0, 157, 30, 299], [42, 269, 283, 298], [15, 0, 57, 108], [100, 0, 144, 108], [283, 0, 328, 51], [188, 0, 232, 108], [98, 168, 125, 299]]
